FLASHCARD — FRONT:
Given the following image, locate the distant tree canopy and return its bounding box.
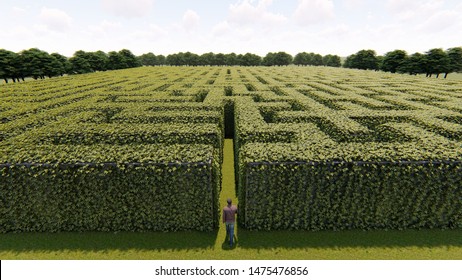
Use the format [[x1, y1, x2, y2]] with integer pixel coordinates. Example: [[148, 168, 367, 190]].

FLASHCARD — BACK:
[[0, 48, 144, 83], [381, 50, 408, 73], [344, 49, 379, 70], [446, 47, 462, 78], [263, 52, 293, 66], [2, 46, 461, 83], [294, 52, 322, 66], [344, 47, 462, 78]]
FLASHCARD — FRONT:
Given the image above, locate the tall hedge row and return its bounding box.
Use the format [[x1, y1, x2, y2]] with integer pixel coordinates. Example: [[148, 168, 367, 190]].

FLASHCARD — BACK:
[[238, 157, 462, 230], [0, 144, 220, 232]]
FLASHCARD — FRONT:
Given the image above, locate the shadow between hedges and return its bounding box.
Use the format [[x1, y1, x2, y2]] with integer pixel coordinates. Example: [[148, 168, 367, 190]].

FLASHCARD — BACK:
[[237, 228, 462, 249], [0, 230, 218, 252]]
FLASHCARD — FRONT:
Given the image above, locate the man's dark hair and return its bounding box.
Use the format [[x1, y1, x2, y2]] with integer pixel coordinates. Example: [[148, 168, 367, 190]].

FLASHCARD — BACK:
[[227, 198, 232, 205]]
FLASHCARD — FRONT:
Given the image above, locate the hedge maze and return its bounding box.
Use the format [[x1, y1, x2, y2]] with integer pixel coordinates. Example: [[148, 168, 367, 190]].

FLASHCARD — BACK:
[[1, 67, 461, 232]]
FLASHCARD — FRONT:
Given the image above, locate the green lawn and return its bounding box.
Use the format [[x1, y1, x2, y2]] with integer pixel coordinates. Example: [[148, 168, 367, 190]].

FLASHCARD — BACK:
[[0, 139, 461, 260]]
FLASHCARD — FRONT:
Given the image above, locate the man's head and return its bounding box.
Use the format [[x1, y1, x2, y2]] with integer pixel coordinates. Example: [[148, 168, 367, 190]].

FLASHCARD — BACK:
[[227, 198, 232, 205]]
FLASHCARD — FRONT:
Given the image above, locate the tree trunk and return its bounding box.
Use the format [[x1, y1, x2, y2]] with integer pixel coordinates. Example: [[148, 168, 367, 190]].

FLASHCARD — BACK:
[[12, 77, 16, 83], [444, 73, 448, 79], [3, 78, 8, 84], [436, 73, 439, 78]]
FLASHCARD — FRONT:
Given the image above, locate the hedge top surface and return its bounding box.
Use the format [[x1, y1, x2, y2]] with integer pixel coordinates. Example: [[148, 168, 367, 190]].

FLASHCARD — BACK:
[[1, 66, 462, 164]]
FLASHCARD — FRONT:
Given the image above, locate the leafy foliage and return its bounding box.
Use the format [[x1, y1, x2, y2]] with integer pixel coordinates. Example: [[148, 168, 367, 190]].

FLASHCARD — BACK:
[[1, 66, 462, 233]]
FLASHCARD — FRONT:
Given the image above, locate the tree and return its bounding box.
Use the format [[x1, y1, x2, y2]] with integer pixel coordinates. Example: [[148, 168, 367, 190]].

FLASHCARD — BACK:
[[118, 49, 140, 68], [107, 51, 126, 69], [344, 50, 379, 70], [43, 55, 64, 78], [295, 52, 339, 67], [445, 47, 462, 78], [0, 49, 19, 83], [425, 48, 450, 78], [183, 52, 200, 66], [322, 54, 341, 67], [263, 52, 292, 66], [139, 52, 158, 66], [263, 52, 276, 66], [166, 53, 181, 66], [69, 56, 92, 74], [156, 55, 166, 65], [19, 48, 58, 79], [51, 53, 72, 75], [214, 53, 226, 66], [239, 53, 261, 66], [225, 53, 239, 66], [311, 53, 323, 66], [381, 50, 407, 73], [397, 52, 426, 75], [199, 52, 215, 66], [343, 54, 355, 68], [294, 52, 310, 65], [87, 51, 109, 71], [69, 50, 92, 74]]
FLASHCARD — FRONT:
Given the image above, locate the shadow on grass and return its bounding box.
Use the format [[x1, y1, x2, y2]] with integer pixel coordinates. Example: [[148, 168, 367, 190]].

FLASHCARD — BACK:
[[0, 230, 218, 252], [237, 228, 462, 249], [221, 234, 238, 251], [1, 228, 461, 253]]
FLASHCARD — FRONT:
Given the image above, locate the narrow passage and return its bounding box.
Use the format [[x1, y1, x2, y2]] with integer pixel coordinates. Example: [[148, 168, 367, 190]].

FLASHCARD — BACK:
[[215, 139, 238, 249]]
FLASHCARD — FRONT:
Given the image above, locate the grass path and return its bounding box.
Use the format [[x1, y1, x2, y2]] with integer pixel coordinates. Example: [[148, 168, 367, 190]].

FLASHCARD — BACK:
[[214, 138, 239, 251], [0, 139, 461, 259]]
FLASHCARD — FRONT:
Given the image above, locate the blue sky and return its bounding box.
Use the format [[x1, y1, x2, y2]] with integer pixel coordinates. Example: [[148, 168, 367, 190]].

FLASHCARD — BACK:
[[1, 0, 461, 57]]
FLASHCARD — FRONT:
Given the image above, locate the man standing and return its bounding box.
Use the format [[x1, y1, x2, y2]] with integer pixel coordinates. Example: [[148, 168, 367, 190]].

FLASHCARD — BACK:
[[223, 198, 238, 247]]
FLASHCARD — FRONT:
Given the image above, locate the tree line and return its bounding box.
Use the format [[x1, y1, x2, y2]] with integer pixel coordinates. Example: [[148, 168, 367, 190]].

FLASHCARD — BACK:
[[344, 47, 462, 78], [0, 48, 141, 83], [143, 51, 341, 67], [2, 46, 461, 83], [0, 48, 341, 83]]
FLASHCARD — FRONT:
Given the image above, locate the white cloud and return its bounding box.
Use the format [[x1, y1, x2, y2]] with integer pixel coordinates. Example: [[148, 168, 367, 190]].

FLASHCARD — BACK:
[[39, 7, 72, 32], [182, 10, 200, 32], [101, 20, 121, 30], [212, 21, 231, 37], [228, 0, 287, 26], [130, 24, 168, 41], [101, 0, 154, 18], [386, 0, 444, 21], [12, 6, 28, 17], [149, 24, 168, 36], [320, 24, 350, 37], [342, 0, 363, 9], [3, 26, 33, 42], [294, 0, 335, 26], [88, 20, 121, 37], [211, 20, 256, 43], [416, 10, 460, 33]]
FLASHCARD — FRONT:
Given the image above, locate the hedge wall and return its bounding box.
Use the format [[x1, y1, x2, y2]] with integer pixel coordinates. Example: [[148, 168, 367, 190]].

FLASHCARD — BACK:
[[0, 144, 220, 232], [238, 143, 462, 231]]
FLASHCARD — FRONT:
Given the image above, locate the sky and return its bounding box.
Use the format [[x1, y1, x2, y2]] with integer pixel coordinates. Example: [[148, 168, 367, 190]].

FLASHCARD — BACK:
[[1, 0, 461, 57]]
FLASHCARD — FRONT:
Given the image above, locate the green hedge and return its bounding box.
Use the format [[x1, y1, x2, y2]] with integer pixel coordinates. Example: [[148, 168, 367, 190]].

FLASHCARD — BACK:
[[0, 144, 220, 232], [238, 143, 462, 230]]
